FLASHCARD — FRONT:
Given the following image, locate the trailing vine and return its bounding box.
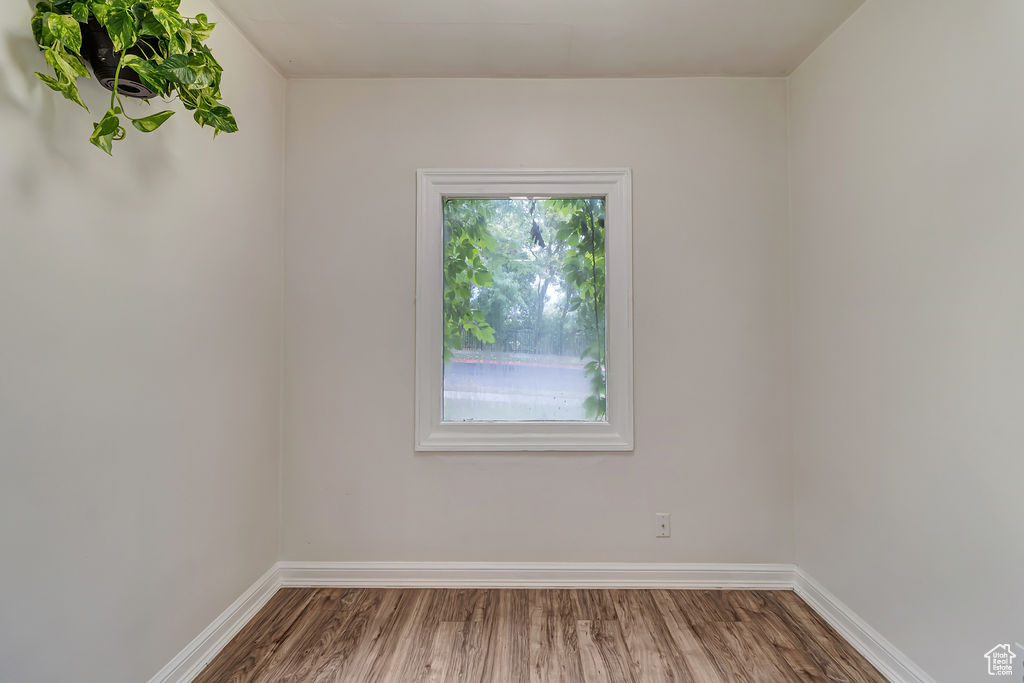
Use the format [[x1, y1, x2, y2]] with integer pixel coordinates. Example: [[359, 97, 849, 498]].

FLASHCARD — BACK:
[[31, 0, 237, 154]]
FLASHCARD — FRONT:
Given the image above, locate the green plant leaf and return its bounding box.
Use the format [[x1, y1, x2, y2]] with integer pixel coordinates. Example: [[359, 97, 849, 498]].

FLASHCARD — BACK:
[[583, 395, 605, 420], [150, 7, 183, 39], [36, 71, 88, 110], [167, 30, 188, 55], [139, 11, 163, 37], [32, 11, 56, 46], [47, 12, 82, 52], [70, 2, 89, 23], [104, 6, 136, 51], [479, 325, 496, 344], [194, 98, 236, 132], [130, 110, 174, 132], [176, 27, 192, 53], [189, 65, 215, 89], [176, 87, 198, 110], [195, 42, 222, 69], [130, 1, 148, 22], [155, 53, 195, 84], [189, 13, 214, 41], [90, 1, 109, 26], [120, 54, 167, 95], [34, 71, 63, 92], [60, 77, 89, 109], [45, 47, 89, 79], [89, 109, 120, 154]]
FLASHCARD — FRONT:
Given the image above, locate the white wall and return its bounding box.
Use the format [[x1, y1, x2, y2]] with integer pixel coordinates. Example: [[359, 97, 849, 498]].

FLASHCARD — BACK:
[[0, 2, 285, 681], [284, 78, 793, 563], [789, 1, 1024, 681]]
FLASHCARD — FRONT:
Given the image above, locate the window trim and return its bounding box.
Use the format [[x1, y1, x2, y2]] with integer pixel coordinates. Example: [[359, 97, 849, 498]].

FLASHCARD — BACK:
[[415, 168, 634, 452]]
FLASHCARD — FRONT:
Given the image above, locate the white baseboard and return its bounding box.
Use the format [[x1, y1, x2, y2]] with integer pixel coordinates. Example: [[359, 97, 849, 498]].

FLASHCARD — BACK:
[[147, 566, 281, 683], [276, 561, 797, 589], [151, 561, 935, 683], [793, 568, 936, 683]]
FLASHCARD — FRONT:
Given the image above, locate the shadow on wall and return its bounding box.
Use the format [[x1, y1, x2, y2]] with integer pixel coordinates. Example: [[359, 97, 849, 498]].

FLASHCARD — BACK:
[[0, 26, 66, 183]]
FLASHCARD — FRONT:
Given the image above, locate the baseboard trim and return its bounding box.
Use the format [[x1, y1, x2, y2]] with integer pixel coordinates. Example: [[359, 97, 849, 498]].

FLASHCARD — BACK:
[[276, 561, 797, 589], [793, 568, 936, 683], [152, 562, 935, 683], [147, 566, 281, 683]]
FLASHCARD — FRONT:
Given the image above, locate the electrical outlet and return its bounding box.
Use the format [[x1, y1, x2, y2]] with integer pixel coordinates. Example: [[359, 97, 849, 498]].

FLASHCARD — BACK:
[[655, 512, 671, 538]]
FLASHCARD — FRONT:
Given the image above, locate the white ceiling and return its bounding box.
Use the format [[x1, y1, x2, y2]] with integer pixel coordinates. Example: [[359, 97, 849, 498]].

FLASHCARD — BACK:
[[212, 0, 864, 78]]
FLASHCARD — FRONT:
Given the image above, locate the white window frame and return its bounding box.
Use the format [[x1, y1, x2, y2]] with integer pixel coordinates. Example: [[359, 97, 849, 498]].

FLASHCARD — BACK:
[[415, 168, 634, 451]]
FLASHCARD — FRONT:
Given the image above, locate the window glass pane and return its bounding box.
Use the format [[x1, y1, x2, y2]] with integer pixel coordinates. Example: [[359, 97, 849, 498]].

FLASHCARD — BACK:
[[442, 198, 606, 422]]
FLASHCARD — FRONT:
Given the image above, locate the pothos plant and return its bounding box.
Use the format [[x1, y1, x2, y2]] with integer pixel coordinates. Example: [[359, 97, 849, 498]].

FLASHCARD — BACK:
[[31, 0, 237, 154]]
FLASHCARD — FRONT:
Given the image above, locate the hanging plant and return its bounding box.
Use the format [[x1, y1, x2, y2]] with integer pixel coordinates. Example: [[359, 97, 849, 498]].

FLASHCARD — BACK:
[[31, 0, 237, 155]]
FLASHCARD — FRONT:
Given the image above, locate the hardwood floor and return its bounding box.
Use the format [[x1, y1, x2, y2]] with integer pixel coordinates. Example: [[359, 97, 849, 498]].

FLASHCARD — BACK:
[[195, 588, 886, 682]]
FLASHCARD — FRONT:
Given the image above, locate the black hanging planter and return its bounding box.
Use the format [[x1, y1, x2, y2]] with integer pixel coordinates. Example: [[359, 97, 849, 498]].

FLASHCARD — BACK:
[[81, 18, 156, 99]]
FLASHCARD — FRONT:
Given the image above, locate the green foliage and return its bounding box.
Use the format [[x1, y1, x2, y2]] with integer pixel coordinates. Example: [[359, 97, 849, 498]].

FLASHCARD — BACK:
[[32, 6, 88, 110], [550, 198, 606, 420], [130, 109, 174, 132], [89, 107, 122, 154], [443, 199, 498, 362], [48, 13, 82, 51], [442, 198, 608, 420], [30, 0, 237, 154]]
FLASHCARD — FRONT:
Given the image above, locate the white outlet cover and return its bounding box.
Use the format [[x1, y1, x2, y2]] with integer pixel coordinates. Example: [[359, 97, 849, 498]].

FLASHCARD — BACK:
[[655, 512, 671, 538]]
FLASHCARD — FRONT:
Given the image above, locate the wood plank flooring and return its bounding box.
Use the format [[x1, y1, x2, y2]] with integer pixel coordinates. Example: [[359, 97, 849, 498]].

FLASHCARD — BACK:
[[196, 588, 886, 682]]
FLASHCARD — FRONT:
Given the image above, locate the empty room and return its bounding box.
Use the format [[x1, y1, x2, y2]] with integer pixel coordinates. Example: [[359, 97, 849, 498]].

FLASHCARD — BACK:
[[1, 0, 1020, 681]]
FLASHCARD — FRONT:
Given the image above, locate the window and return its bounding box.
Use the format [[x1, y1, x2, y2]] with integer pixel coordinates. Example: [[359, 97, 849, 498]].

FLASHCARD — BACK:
[[442, 197, 607, 423], [416, 169, 633, 451]]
